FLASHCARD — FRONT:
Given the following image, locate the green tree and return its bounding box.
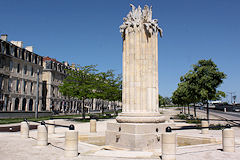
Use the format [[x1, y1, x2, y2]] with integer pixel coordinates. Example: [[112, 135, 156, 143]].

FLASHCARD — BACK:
[[172, 82, 190, 114], [59, 65, 122, 118], [180, 70, 200, 116], [59, 65, 98, 119], [192, 59, 226, 120], [159, 95, 164, 107], [159, 95, 172, 107], [95, 70, 122, 115], [172, 59, 226, 119]]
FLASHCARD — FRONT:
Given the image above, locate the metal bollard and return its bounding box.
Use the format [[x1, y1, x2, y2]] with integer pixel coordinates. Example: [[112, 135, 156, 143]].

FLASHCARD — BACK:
[[20, 121, 29, 138], [222, 124, 235, 152], [47, 120, 55, 134], [64, 124, 78, 157], [162, 127, 176, 160], [201, 120, 209, 134], [90, 119, 97, 133], [37, 121, 48, 146]]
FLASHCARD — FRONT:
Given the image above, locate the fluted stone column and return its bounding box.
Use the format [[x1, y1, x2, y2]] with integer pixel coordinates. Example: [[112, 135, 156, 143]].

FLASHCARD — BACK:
[[116, 5, 164, 123], [105, 5, 172, 151]]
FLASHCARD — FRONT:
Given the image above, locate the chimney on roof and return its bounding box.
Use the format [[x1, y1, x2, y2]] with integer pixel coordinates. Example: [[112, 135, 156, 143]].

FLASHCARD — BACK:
[[10, 41, 23, 48], [64, 61, 68, 66], [25, 46, 33, 52], [71, 63, 76, 69], [1, 34, 8, 41]]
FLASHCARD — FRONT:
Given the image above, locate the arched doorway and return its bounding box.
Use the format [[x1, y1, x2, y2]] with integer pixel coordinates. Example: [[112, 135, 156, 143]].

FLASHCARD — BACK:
[[14, 98, 19, 110], [29, 99, 33, 111], [22, 98, 26, 111]]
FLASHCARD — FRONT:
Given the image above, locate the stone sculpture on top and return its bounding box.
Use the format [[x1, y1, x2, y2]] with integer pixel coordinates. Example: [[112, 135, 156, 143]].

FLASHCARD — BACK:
[[120, 4, 163, 38]]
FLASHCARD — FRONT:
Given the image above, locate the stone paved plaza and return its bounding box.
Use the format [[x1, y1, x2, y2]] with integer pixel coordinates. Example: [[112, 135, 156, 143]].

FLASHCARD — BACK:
[[0, 108, 240, 160]]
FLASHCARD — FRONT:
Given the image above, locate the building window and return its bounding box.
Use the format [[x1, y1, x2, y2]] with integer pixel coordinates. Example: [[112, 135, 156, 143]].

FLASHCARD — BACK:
[[10, 46, 14, 56], [6, 44, 10, 55], [17, 64, 20, 73], [21, 49, 25, 60], [14, 47, 18, 57], [9, 61, 13, 71], [0, 43, 2, 54], [23, 80, 26, 93], [30, 82, 33, 93], [1, 44, 5, 54], [0, 58, 2, 68], [28, 53, 31, 62], [31, 66, 34, 76], [24, 65, 27, 74], [16, 79, 20, 92], [0, 76, 3, 90], [46, 60, 52, 69], [8, 79, 11, 91], [35, 55, 37, 64], [52, 87, 55, 97]]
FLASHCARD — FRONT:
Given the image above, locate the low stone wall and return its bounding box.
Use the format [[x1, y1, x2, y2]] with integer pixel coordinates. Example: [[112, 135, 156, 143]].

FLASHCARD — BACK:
[[0, 111, 52, 119]]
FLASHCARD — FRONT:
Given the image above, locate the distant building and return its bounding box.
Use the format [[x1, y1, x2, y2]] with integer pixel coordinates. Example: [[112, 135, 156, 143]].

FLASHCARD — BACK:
[[0, 34, 122, 115], [0, 34, 44, 111], [42, 57, 80, 112]]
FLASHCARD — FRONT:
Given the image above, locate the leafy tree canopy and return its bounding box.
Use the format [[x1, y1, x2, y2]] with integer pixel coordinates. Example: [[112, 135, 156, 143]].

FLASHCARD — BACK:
[[172, 59, 226, 105]]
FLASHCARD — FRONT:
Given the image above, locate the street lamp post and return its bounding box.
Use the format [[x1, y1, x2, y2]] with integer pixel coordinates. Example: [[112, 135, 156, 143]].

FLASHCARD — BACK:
[[35, 69, 40, 118]]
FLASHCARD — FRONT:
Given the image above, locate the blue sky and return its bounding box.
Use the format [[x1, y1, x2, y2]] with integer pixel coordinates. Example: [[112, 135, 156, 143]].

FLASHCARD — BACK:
[[1, 0, 240, 103]]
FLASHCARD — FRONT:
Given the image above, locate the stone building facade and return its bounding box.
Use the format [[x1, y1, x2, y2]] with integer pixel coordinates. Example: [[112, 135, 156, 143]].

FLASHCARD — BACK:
[[0, 34, 122, 114], [0, 34, 44, 112], [42, 57, 81, 112]]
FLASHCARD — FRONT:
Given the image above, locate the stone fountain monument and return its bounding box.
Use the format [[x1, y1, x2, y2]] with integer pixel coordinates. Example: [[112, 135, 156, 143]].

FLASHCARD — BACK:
[[106, 4, 172, 151]]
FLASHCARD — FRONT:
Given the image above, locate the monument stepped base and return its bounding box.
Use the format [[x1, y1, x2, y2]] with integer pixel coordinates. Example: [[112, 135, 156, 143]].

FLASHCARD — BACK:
[[105, 122, 175, 151]]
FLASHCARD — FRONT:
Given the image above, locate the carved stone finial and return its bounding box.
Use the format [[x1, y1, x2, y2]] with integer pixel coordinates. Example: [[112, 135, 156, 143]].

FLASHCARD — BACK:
[[120, 4, 163, 38]]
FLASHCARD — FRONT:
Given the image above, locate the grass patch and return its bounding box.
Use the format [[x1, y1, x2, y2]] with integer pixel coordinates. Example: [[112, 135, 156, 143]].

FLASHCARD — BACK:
[[0, 112, 119, 124], [0, 117, 51, 124], [186, 119, 201, 124], [176, 114, 188, 120], [209, 124, 225, 130], [176, 113, 201, 124]]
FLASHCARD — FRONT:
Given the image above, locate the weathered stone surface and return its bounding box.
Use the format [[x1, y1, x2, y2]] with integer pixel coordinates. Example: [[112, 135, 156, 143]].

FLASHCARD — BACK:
[[64, 130, 78, 157], [106, 4, 167, 151], [106, 122, 174, 151], [116, 4, 164, 123], [37, 125, 48, 146], [222, 128, 235, 152]]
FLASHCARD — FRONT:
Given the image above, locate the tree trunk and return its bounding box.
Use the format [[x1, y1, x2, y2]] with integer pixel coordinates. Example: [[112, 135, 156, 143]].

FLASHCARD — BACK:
[[113, 102, 117, 116], [188, 104, 190, 115], [91, 98, 94, 111], [101, 100, 104, 115], [194, 103, 197, 117], [82, 99, 85, 119], [206, 102, 209, 122]]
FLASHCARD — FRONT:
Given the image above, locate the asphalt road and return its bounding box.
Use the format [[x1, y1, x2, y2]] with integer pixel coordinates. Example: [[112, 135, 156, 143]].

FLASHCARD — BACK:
[[208, 109, 240, 120], [197, 108, 240, 125]]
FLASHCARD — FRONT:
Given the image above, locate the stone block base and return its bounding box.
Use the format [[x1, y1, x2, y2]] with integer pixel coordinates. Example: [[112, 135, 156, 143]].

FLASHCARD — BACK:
[[105, 122, 174, 151]]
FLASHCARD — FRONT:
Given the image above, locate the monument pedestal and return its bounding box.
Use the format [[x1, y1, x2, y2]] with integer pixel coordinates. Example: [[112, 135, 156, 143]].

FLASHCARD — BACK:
[[105, 121, 174, 151], [116, 113, 166, 123]]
